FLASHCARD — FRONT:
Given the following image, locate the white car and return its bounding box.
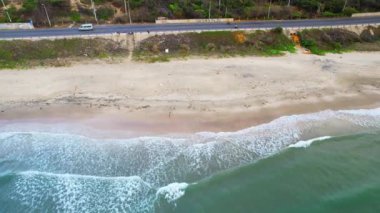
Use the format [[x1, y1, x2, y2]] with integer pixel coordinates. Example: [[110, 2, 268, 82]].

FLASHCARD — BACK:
[[78, 24, 94, 31]]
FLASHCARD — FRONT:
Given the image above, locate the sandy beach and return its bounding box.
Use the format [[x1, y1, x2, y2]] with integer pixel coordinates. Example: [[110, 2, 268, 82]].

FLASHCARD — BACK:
[[1, 52, 380, 136]]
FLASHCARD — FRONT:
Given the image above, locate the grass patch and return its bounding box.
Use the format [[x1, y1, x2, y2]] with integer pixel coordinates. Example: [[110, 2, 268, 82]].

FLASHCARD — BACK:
[[146, 55, 171, 63], [298, 26, 380, 55], [135, 28, 296, 62], [0, 38, 128, 69]]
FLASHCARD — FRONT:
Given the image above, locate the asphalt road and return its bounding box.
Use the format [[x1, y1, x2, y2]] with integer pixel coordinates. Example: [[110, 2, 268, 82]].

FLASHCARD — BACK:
[[1, 16, 380, 39]]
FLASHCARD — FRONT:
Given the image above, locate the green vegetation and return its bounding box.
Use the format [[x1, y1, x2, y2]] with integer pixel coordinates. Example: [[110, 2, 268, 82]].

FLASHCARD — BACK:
[[298, 26, 380, 55], [70, 11, 81, 22], [97, 7, 115, 20], [21, 0, 38, 13], [135, 26, 380, 62], [135, 28, 296, 62], [342, 7, 359, 16], [0, 38, 128, 69], [1, 0, 380, 26]]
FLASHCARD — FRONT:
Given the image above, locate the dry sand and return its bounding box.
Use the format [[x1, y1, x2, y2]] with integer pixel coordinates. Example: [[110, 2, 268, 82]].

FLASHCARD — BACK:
[[0, 52, 380, 136]]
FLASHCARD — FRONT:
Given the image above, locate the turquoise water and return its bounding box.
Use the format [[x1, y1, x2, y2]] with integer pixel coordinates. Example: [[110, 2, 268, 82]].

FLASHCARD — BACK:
[[0, 108, 379, 212], [164, 133, 380, 213]]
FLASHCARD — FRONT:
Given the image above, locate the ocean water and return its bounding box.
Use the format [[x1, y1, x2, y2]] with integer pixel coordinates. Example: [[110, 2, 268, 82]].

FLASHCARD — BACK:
[[166, 133, 380, 213], [0, 108, 379, 212]]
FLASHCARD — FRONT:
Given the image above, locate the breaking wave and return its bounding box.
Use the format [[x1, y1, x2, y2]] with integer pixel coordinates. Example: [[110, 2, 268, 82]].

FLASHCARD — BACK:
[[288, 136, 332, 148]]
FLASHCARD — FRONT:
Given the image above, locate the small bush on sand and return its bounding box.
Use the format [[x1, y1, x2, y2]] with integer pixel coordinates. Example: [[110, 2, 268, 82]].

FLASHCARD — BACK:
[[179, 44, 191, 53], [206, 43, 216, 51], [233, 32, 246, 44]]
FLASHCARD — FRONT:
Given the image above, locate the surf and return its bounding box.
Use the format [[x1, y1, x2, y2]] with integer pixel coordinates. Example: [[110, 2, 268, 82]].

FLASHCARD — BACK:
[[0, 108, 380, 212]]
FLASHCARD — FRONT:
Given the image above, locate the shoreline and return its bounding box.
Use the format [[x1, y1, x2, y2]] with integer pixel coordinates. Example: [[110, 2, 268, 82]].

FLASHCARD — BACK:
[[1, 52, 380, 137], [1, 94, 380, 138]]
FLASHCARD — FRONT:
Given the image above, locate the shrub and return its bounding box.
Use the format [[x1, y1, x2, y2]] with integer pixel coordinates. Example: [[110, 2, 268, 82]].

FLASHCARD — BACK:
[[233, 32, 246, 44], [78, 6, 93, 16], [111, 0, 123, 8], [206, 43, 216, 51], [168, 3, 183, 17], [243, 6, 255, 19], [295, 0, 319, 12], [70, 11, 81, 22], [179, 44, 190, 53], [259, 34, 275, 45], [113, 15, 129, 24], [343, 7, 358, 16], [291, 11, 303, 19], [194, 9, 206, 18], [21, 0, 37, 13], [332, 42, 342, 50], [300, 38, 316, 49], [97, 7, 115, 20], [322, 11, 338, 17], [6, 5, 19, 22], [48, 0, 68, 7], [169, 3, 179, 12], [0, 48, 12, 60], [360, 30, 376, 42], [271, 27, 283, 34], [151, 44, 160, 53]]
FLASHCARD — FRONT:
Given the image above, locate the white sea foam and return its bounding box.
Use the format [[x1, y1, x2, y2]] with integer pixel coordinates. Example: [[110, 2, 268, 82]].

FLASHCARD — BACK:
[[288, 136, 332, 148], [12, 171, 155, 213], [156, 182, 189, 204], [339, 108, 380, 116], [10, 171, 190, 212], [18, 170, 147, 181]]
